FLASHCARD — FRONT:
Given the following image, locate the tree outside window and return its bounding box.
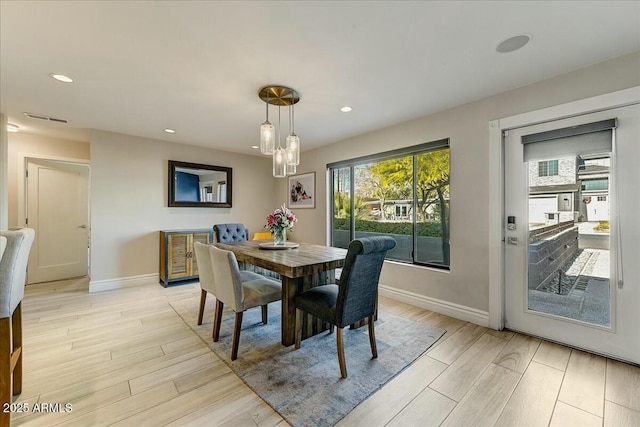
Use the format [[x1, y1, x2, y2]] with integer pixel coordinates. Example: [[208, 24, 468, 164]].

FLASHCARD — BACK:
[[330, 142, 450, 269]]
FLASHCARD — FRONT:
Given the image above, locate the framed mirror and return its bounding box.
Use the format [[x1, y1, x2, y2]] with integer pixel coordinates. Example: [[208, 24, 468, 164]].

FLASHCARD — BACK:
[[168, 160, 232, 208]]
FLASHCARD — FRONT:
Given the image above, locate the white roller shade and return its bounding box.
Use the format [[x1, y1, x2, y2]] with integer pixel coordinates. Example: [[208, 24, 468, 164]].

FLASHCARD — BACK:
[[522, 119, 615, 162]]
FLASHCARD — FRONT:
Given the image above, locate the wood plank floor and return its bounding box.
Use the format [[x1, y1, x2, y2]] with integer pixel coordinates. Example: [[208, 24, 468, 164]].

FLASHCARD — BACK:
[[8, 278, 640, 426]]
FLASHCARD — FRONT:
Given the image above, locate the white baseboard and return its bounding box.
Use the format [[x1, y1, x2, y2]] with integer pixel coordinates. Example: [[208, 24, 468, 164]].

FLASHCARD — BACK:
[[379, 285, 490, 327], [89, 273, 159, 293]]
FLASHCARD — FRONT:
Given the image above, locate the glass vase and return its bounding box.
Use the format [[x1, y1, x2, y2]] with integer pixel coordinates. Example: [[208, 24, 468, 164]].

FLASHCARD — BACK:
[[273, 228, 286, 246]]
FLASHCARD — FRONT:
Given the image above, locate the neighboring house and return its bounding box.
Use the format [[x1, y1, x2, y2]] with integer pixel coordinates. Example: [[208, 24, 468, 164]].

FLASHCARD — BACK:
[[578, 156, 610, 222], [528, 158, 579, 225], [528, 156, 611, 225]]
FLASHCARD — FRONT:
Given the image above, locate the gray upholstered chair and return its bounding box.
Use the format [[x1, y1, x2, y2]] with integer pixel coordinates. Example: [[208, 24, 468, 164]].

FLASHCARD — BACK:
[[208, 244, 282, 360], [194, 241, 218, 328], [1, 228, 35, 416], [294, 236, 396, 378], [194, 241, 276, 339]]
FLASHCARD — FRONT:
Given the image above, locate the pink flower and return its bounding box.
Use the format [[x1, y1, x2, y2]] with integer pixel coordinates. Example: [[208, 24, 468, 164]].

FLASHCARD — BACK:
[[265, 204, 297, 232]]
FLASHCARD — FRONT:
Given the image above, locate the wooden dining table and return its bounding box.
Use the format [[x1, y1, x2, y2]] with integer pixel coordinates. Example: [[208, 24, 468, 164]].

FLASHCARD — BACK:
[[214, 240, 347, 346]]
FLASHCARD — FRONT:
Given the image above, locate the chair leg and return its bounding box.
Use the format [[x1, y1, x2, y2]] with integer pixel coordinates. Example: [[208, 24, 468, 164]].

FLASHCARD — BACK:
[[197, 289, 207, 326], [261, 305, 268, 325], [231, 312, 243, 361], [368, 315, 378, 359], [12, 303, 22, 396], [1, 317, 11, 416], [212, 300, 224, 342], [336, 328, 347, 378], [295, 309, 303, 349]]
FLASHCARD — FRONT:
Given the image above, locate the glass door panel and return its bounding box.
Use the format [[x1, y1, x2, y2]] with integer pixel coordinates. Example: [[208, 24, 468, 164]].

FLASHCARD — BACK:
[[526, 155, 611, 327]]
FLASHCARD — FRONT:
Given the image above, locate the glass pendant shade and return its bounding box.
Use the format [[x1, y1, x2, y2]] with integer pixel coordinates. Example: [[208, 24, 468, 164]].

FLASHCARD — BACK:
[[260, 121, 274, 155], [285, 133, 300, 165], [286, 161, 297, 175], [273, 146, 287, 178]]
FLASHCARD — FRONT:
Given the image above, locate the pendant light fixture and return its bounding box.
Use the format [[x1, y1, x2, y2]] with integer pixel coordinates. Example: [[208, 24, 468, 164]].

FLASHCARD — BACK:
[[258, 85, 301, 177], [286, 104, 300, 166], [273, 106, 286, 177], [260, 94, 274, 155]]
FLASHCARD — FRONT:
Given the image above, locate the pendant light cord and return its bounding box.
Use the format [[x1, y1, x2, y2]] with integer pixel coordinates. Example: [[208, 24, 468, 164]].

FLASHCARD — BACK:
[[277, 105, 282, 149]]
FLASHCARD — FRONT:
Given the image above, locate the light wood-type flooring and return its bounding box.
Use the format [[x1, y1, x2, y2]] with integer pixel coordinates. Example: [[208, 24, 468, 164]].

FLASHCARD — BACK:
[[9, 278, 640, 426]]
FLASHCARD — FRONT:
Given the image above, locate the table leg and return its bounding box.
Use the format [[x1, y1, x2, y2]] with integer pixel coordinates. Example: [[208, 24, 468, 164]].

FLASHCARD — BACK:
[[281, 276, 299, 346]]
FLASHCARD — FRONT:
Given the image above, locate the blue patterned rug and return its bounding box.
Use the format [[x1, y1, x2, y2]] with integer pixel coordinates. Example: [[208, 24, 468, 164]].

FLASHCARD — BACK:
[[171, 296, 445, 427]]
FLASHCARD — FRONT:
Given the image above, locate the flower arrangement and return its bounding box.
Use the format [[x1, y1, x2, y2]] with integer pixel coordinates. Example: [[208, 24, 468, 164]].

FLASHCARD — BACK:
[[265, 204, 297, 233]]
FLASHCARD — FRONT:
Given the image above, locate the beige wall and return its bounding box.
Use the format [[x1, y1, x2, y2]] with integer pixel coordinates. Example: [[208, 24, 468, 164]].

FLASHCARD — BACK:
[[0, 114, 7, 230], [7, 132, 90, 228], [90, 130, 275, 283], [283, 51, 640, 313]]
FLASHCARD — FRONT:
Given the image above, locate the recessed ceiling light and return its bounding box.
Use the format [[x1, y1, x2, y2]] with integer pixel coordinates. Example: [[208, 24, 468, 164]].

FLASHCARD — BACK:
[[50, 73, 73, 83], [6, 123, 19, 133], [164, 128, 176, 134], [496, 34, 532, 53], [341, 106, 352, 113], [251, 145, 259, 149]]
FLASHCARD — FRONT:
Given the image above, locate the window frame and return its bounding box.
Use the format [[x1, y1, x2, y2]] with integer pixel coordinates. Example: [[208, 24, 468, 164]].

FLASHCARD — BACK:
[[538, 159, 559, 177], [328, 138, 450, 270]]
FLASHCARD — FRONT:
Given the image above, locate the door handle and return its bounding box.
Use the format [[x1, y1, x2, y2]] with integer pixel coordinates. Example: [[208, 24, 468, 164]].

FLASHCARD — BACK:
[[78, 225, 87, 229]]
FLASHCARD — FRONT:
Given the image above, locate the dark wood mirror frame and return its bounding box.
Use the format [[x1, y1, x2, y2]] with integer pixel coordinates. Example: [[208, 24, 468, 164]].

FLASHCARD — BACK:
[[168, 160, 232, 208]]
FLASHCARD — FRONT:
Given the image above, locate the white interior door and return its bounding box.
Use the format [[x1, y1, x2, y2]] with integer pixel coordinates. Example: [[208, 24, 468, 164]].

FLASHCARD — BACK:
[[504, 104, 640, 364], [27, 159, 90, 284]]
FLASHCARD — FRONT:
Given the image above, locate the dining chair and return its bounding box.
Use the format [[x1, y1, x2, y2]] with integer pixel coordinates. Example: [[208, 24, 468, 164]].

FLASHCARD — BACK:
[[1, 228, 35, 419], [213, 223, 248, 244], [213, 223, 279, 279], [193, 241, 217, 328], [193, 242, 274, 336], [208, 244, 282, 360], [294, 236, 396, 378]]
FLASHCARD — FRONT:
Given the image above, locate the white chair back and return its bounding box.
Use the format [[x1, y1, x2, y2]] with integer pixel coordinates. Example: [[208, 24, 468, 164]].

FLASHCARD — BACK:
[[0, 228, 36, 318]]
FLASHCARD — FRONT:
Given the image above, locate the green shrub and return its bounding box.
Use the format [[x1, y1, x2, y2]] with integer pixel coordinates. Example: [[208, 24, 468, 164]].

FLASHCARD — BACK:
[[332, 218, 442, 237]]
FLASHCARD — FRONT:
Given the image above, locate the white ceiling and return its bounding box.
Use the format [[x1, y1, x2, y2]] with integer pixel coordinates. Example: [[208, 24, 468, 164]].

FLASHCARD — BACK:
[[1, 1, 639, 155]]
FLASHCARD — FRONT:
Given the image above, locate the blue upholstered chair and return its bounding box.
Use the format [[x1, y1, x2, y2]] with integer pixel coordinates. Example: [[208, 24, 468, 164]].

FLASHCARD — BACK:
[[213, 223, 248, 243], [208, 244, 282, 360], [1, 228, 35, 418], [213, 223, 279, 279], [213, 223, 251, 272], [294, 236, 396, 378]]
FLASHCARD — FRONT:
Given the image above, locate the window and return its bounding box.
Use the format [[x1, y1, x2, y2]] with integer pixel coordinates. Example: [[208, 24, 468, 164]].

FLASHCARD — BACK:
[[597, 195, 607, 202], [329, 139, 450, 269], [582, 179, 608, 191], [538, 160, 559, 177]]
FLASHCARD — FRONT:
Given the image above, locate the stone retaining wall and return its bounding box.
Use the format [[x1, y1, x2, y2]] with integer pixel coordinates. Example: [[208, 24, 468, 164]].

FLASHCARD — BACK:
[[528, 222, 579, 290]]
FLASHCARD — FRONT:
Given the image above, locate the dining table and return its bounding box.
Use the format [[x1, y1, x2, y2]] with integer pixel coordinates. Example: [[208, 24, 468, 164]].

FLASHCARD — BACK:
[[214, 240, 347, 346]]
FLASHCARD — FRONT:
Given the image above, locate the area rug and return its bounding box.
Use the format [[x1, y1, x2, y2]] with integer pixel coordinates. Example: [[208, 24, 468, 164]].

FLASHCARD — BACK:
[[170, 296, 445, 427]]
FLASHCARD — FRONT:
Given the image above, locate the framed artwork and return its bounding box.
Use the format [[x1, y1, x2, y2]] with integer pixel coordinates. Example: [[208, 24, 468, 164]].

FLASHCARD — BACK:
[[288, 172, 315, 209]]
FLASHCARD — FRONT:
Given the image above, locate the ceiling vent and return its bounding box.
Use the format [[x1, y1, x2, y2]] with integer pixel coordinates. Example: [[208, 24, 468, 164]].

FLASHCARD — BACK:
[[24, 112, 68, 123]]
